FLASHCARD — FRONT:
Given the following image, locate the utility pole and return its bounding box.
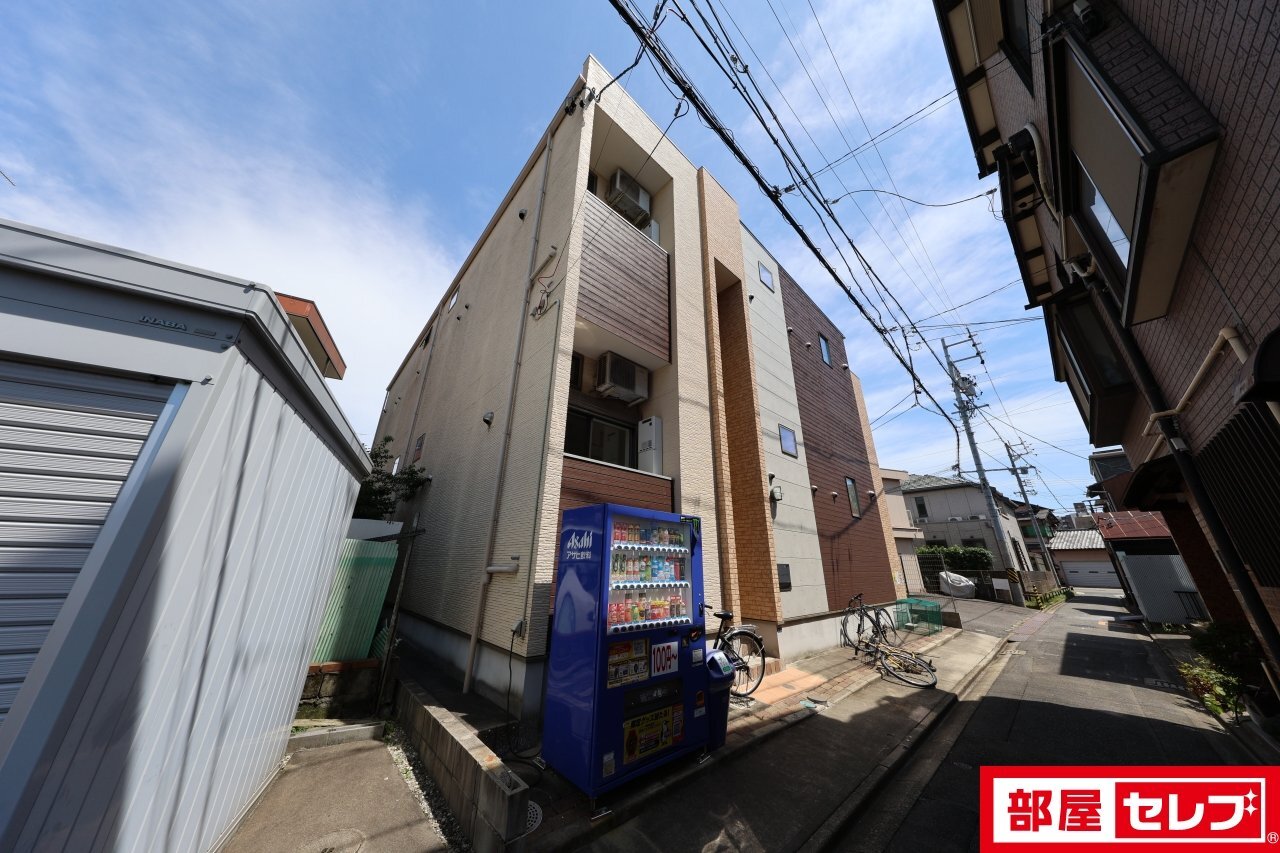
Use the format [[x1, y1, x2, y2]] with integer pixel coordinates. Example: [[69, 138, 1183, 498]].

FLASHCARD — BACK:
[[1005, 441, 1053, 578], [943, 338, 1018, 581]]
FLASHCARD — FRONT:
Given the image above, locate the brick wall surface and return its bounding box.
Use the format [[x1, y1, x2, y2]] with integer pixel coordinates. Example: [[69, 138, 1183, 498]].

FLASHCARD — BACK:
[[977, 0, 1280, 636], [717, 279, 782, 622], [779, 267, 898, 609]]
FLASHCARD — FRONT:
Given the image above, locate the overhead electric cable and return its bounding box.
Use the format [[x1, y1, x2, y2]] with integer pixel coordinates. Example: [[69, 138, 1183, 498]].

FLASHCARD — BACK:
[[608, 0, 961, 453]]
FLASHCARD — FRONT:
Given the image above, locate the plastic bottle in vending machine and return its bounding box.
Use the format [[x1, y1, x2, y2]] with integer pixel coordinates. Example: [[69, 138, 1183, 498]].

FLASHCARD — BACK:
[[637, 592, 648, 622]]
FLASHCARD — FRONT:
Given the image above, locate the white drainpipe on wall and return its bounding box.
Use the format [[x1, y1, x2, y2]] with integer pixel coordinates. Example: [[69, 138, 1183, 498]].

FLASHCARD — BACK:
[[1141, 326, 1248, 464], [463, 120, 557, 695]]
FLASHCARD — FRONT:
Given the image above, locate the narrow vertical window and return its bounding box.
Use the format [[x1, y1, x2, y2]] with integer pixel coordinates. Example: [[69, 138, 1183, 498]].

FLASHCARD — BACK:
[[758, 262, 774, 292], [779, 425, 798, 457], [820, 334, 832, 366], [914, 496, 928, 521], [845, 477, 861, 516]]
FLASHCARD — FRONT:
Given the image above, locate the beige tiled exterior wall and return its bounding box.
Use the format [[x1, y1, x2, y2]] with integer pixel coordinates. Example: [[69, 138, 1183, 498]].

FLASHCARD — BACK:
[[375, 75, 591, 675], [740, 228, 825, 621]]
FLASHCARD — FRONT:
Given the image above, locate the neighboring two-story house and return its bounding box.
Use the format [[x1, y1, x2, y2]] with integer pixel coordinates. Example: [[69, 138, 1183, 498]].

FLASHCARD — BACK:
[[880, 468, 927, 595], [930, 0, 1279, 674], [899, 474, 1040, 600], [374, 56, 901, 716]]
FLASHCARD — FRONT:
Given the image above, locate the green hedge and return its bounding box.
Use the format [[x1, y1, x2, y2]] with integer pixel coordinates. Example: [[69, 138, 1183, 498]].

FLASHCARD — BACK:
[[917, 544, 994, 574]]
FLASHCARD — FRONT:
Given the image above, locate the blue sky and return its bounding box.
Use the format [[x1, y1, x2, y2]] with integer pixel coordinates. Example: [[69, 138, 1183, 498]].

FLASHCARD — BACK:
[[0, 1, 1100, 513]]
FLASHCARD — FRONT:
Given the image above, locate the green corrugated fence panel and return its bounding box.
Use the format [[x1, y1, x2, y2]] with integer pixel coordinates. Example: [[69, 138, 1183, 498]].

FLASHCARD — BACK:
[[311, 538, 399, 663]]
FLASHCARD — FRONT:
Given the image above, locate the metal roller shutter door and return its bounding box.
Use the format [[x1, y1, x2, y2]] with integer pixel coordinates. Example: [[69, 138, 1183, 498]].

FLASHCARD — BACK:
[[0, 358, 173, 725], [1063, 559, 1122, 589]]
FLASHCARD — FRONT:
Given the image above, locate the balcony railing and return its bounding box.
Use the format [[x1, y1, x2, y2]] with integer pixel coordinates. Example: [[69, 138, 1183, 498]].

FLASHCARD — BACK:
[[577, 193, 670, 363]]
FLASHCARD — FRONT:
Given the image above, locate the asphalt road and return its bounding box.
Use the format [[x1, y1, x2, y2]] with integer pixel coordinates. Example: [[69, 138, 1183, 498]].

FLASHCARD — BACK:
[[835, 589, 1254, 852]]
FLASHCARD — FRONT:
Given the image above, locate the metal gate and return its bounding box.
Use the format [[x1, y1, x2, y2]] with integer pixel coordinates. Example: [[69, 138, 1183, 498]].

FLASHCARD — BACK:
[[0, 358, 173, 724]]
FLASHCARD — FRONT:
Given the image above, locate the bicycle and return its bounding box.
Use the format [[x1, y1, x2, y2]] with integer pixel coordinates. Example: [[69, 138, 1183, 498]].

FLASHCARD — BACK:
[[701, 603, 767, 697], [839, 593, 902, 649], [839, 594, 937, 689]]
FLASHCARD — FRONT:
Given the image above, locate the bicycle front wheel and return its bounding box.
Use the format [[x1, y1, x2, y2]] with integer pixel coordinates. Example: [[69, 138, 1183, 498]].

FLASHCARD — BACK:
[[725, 631, 766, 697], [873, 608, 902, 646], [880, 649, 937, 688]]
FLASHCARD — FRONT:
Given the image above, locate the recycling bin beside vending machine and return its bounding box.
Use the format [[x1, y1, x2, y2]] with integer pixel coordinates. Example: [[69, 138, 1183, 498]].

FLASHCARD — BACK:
[[543, 503, 711, 798]]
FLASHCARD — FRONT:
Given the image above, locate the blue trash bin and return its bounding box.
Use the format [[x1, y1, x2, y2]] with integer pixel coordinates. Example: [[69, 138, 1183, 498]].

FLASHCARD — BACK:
[[705, 649, 734, 751]]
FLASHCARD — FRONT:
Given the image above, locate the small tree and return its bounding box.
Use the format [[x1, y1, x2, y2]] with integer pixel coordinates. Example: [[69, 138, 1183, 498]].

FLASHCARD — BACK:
[[353, 436, 429, 519]]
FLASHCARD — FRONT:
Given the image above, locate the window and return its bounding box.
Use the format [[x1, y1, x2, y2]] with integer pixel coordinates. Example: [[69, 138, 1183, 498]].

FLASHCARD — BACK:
[[1077, 159, 1131, 271], [777, 563, 792, 592], [819, 335, 832, 366], [758, 262, 774, 292], [565, 408, 634, 467], [421, 326, 432, 349], [961, 537, 987, 549], [845, 477, 860, 516], [914, 496, 928, 521], [446, 290, 458, 311], [779, 425, 798, 457], [586, 171, 598, 195], [570, 352, 583, 391], [412, 433, 424, 463], [391, 456, 401, 475], [1000, 0, 1032, 90]]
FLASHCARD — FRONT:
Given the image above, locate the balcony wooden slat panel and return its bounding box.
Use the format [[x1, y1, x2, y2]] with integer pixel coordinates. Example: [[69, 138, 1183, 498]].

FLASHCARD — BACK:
[[558, 453, 673, 513], [578, 193, 670, 363], [549, 454, 675, 615]]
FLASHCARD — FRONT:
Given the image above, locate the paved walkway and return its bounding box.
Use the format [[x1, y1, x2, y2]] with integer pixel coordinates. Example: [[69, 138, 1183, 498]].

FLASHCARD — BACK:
[[225, 739, 450, 853], [844, 588, 1255, 852]]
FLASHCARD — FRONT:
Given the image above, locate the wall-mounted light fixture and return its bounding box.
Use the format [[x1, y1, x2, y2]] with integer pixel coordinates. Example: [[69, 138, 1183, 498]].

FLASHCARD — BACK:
[[482, 411, 495, 427]]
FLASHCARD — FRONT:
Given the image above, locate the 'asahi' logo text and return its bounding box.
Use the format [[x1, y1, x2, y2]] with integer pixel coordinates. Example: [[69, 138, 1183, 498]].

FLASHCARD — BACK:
[[140, 315, 188, 331], [565, 530, 594, 561]]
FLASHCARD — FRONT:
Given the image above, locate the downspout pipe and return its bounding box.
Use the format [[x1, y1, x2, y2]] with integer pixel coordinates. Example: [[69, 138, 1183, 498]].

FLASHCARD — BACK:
[[463, 123, 556, 694], [1085, 278, 1280, 677], [1140, 326, 1243, 463]]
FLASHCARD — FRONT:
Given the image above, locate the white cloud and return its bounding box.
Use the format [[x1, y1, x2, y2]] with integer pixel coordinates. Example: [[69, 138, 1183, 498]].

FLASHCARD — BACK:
[[0, 5, 459, 445]]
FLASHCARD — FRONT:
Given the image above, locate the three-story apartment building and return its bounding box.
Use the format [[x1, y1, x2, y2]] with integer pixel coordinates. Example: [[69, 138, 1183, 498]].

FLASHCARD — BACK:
[[374, 56, 902, 716]]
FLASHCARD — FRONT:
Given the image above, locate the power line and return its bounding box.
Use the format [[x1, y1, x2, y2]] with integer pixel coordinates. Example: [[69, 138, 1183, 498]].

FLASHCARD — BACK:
[[609, 0, 962, 463], [983, 410, 1091, 460], [826, 188, 996, 208]]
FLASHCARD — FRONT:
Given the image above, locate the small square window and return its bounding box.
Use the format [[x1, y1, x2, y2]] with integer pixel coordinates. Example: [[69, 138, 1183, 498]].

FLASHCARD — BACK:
[[819, 335, 832, 366], [758, 262, 774, 292], [779, 425, 798, 457], [845, 476, 860, 516]]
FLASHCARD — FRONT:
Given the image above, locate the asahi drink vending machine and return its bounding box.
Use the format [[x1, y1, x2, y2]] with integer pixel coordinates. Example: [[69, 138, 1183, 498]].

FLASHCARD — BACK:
[[543, 504, 711, 797]]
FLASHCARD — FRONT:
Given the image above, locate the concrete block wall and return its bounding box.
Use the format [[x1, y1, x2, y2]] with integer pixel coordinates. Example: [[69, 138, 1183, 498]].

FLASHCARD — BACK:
[[397, 681, 529, 853]]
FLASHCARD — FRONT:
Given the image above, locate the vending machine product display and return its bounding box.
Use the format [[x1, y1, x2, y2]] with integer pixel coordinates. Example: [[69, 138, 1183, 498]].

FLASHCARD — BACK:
[[543, 504, 712, 797]]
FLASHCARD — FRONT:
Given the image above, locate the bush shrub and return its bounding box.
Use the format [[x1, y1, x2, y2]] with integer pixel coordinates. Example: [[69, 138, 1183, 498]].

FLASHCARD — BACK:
[[917, 544, 994, 574]]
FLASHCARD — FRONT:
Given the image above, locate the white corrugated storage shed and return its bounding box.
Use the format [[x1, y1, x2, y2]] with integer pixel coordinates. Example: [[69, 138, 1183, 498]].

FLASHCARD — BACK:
[[1049, 528, 1123, 589], [0, 219, 371, 851]]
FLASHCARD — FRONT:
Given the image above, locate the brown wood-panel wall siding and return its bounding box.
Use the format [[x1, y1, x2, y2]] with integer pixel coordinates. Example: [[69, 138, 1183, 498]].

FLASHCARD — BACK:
[[549, 454, 675, 612], [577, 193, 671, 362], [779, 267, 898, 609]]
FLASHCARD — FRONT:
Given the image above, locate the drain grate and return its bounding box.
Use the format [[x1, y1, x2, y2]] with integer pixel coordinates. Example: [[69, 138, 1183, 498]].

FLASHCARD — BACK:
[[526, 800, 543, 834]]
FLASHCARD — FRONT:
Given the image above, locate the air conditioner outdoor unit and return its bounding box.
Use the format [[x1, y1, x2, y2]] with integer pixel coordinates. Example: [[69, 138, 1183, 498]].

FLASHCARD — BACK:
[[608, 169, 652, 228], [947, 516, 964, 522], [596, 351, 649, 404]]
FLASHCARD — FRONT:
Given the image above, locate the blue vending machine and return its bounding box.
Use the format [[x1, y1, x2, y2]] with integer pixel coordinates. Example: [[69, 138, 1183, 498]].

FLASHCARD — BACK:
[[543, 503, 710, 798]]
